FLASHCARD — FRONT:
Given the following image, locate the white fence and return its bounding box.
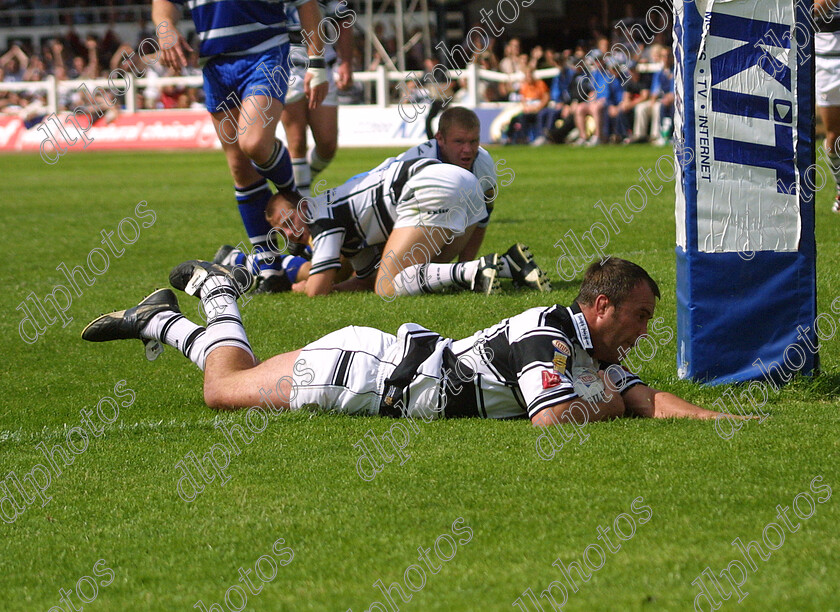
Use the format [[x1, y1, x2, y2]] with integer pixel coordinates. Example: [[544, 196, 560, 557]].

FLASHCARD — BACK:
[[0, 64, 565, 115]]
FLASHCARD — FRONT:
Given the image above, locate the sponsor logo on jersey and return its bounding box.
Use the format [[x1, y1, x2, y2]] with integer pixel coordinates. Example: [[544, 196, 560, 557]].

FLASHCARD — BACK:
[[573, 368, 606, 403], [571, 311, 593, 349], [552, 340, 572, 356], [542, 370, 561, 389]]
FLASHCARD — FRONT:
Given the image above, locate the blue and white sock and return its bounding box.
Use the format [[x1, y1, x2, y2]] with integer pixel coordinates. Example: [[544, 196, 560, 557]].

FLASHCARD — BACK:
[[252, 139, 295, 190], [227, 249, 307, 284], [234, 180, 285, 275]]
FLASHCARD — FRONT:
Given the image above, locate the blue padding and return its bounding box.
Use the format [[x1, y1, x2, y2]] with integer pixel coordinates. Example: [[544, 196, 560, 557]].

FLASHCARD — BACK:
[[675, 0, 817, 385], [677, 249, 817, 385]]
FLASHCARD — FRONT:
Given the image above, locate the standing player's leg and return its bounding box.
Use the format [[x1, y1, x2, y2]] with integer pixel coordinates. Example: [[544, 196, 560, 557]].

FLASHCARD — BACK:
[[281, 99, 313, 196], [238, 92, 296, 194], [211, 90, 300, 291], [306, 101, 338, 179], [281, 87, 339, 197], [210, 107, 288, 291], [819, 105, 840, 213]]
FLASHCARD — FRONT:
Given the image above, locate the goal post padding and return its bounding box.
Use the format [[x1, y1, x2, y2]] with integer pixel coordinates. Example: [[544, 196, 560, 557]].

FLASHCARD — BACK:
[[673, 0, 818, 385]]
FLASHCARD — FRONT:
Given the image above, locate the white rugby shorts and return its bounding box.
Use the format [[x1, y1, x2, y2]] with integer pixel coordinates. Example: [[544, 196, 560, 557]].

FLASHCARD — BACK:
[[285, 47, 339, 106], [816, 56, 840, 107], [394, 164, 487, 234], [290, 324, 448, 419]]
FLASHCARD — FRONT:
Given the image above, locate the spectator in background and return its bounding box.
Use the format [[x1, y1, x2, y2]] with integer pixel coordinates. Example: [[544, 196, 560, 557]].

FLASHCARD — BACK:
[[602, 60, 627, 143], [472, 31, 499, 71], [631, 46, 673, 144], [406, 27, 425, 70], [506, 64, 549, 144], [0, 44, 29, 81], [22, 53, 46, 82], [499, 37, 522, 98], [499, 37, 521, 74], [619, 63, 650, 143], [160, 66, 187, 108], [532, 53, 576, 145], [573, 56, 610, 145]]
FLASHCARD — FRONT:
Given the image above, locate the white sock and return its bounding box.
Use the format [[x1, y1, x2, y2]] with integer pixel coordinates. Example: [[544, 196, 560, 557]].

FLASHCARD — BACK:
[[142, 278, 255, 370], [292, 157, 311, 197], [141, 311, 205, 363], [308, 147, 332, 175], [391, 262, 476, 296], [197, 277, 255, 364]]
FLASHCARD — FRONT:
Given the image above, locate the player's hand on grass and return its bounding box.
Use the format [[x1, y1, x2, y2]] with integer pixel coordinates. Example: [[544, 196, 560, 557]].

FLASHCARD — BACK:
[[292, 280, 307, 293]]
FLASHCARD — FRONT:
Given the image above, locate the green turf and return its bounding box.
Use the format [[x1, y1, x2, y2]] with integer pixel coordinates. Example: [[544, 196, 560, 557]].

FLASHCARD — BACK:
[[1, 146, 838, 611]]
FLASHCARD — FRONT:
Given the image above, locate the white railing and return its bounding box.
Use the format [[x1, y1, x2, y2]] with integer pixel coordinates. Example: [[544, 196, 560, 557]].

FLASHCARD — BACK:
[[0, 63, 660, 115]]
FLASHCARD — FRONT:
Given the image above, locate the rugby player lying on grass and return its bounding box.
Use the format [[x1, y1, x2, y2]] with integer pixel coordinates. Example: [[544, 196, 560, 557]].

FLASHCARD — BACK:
[[82, 257, 747, 425]]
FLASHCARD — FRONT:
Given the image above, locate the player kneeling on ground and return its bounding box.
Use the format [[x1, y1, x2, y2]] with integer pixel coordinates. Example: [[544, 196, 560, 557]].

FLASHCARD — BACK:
[[396, 106, 498, 261], [217, 157, 550, 298], [82, 257, 750, 425]]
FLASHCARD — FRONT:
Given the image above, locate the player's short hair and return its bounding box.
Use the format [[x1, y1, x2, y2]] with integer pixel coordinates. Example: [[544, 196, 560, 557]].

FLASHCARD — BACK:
[[574, 258, 660, 308], [437, 107, 480, 138]]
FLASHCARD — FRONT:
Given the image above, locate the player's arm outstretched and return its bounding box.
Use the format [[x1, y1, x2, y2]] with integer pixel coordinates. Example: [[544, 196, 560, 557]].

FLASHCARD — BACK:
[[152, 0, 192, 70], [530, 373, 752, 427], [621, 384, 752, 420], [531, 396, 624, 427]]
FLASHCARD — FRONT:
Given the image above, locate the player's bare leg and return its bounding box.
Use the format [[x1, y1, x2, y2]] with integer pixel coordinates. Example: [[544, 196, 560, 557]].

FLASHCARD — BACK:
[[281, 99, 311, 194], [306, 103, 338, 166], [282, 99, 338, 196], [458, 226, 486, 262], [202, 347, 301, 411], [237, 94, 285, 166], [211, 107, 263, 186], [375, 224, 505, 298], [212, 96, 301, 292]]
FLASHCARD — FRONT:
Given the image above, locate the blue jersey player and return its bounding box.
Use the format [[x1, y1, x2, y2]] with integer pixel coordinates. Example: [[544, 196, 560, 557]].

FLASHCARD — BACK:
[[152, 0, 329, 291]]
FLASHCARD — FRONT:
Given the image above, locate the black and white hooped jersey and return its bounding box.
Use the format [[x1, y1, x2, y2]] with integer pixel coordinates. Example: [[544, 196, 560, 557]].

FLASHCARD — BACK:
[[443, 304, 645, 420], [306, 157, 444, 278]]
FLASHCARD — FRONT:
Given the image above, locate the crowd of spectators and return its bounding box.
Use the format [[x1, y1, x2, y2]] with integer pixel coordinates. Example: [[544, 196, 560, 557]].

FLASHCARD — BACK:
[[367, 9, 675, 147], [1, 3, 675, 148], [445, 25, 675, 146], [0, 19, 206, 125]]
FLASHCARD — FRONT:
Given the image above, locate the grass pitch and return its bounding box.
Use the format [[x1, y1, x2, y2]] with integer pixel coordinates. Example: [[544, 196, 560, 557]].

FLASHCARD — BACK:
[[1, 145, 839, 611]]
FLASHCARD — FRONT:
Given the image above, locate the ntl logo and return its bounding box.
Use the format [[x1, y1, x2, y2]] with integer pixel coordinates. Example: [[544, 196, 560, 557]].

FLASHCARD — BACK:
[[704, 13, 795, 195]]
